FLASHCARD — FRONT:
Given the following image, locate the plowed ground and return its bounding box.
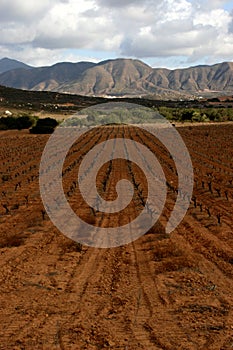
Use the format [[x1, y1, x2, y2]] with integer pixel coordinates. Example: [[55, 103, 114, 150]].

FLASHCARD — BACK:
[[0, 123, 233, 350]]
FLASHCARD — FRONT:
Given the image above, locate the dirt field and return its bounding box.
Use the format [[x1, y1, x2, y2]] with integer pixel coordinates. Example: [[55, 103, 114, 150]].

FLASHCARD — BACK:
[[0, 123, 233, 350]]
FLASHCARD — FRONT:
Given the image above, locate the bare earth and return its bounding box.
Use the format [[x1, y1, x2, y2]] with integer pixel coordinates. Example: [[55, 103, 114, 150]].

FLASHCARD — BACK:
[[0, 124, 233, 350]]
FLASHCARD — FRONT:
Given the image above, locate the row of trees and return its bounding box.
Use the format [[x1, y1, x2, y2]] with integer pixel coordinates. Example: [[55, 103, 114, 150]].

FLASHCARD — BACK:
[[0, 115, 37, 130], [64, 106, 233, 126], [64, 107, 164, 127], [0, 107, 232, 132], [0, 115, 59, 133], [158, 107, 233, 122]]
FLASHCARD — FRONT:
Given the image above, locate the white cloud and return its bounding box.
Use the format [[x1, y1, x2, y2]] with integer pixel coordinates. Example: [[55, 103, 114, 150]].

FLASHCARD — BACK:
[[228, 10, 233, 33], [0, 24, 35, 45], [194, 8, 230, 29], [0, 45, 101, 67], [0, 0, 233, 68], [118, 0, 233, 64], [0, 0, 54, 22], [96, 0, 145, 8]]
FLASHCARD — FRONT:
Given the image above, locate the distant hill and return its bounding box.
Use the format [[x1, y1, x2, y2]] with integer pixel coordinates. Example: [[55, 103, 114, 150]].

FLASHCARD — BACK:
[[0, 57, 32, 74], [1, 84, 232, 116], [1, 58, 233, 99], [0, 61, 95, 91]]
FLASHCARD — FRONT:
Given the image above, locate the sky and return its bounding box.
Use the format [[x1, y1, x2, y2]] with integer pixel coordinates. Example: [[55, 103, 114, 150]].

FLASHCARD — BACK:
[[0, 0, 233, 69]]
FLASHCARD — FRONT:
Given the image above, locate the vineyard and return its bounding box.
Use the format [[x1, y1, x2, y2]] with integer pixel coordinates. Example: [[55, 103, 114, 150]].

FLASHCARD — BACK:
[[0, 123, 233, 349]]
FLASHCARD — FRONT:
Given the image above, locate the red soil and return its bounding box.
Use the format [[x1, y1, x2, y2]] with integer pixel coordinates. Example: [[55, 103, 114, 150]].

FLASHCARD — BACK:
[[0, 124, 233, 349]]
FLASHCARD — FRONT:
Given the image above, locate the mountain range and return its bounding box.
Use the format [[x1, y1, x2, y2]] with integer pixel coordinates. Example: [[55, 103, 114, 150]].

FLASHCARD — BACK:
[[1, 57, 233, 99]]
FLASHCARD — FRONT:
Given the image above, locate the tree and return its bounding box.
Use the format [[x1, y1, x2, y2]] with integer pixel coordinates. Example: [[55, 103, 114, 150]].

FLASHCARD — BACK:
[[30, 117, 59, 134], [16, 115, 37, 130]]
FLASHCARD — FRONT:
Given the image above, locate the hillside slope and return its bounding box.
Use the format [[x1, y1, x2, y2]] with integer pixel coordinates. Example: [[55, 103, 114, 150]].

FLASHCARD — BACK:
[[0, 57, 32, 74]]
